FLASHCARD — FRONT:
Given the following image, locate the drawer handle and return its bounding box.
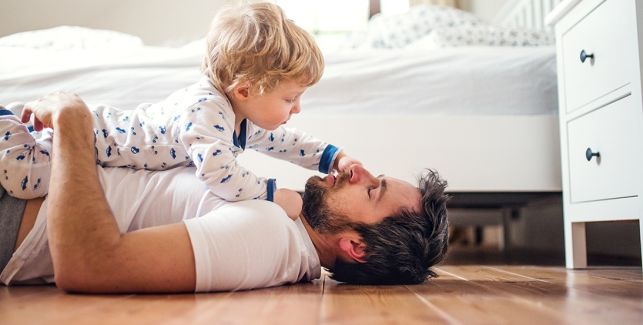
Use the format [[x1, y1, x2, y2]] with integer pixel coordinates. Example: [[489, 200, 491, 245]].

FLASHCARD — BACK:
[[585, 147, 600, 161], [580, 49, 594, 63]]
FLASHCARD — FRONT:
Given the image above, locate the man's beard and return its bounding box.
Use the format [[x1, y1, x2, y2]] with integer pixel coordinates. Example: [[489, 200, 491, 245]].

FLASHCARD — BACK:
[[301, 174, 352, 234]]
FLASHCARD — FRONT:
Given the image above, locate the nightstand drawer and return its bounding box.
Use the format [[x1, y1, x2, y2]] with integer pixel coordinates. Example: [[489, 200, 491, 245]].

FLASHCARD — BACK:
[[567, 95, 640, 203], [561, 0, 637, 113]]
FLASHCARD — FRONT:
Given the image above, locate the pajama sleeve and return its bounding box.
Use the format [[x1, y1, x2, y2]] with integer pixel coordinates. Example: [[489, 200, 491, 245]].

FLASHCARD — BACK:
[[178, 101, 275, 202], [246, 124, 341, 174]]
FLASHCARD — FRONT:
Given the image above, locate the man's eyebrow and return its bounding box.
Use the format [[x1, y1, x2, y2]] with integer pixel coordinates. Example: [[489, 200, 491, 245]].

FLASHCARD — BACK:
[[378, 178, 387, 202]]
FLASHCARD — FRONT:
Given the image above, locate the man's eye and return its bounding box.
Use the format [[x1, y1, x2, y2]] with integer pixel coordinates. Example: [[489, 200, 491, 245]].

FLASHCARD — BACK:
[[367, 188, 372, 198]]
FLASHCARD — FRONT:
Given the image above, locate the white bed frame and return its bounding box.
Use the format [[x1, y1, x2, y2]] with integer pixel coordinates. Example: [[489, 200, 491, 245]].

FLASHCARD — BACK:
[[494, 0, 564, 32], [240, 115, 561, 192], [241, 0, 565, 193]]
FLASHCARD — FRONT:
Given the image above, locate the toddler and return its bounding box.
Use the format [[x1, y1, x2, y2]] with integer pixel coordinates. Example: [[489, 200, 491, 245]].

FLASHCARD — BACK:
[[0, 3, 358, 202]]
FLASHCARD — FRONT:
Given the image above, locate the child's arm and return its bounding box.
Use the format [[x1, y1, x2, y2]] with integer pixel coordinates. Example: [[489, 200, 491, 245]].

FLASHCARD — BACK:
[[189, 140, 276, 201], [179, 104, 276, 202], [247, 125, 345, 175]]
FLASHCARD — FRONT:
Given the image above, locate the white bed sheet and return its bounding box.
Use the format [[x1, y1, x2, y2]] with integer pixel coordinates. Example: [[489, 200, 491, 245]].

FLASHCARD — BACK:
[[0, 29, 557, 116]]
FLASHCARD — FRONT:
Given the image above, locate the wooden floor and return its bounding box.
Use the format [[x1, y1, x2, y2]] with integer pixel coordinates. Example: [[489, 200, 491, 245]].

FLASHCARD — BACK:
[[1, 264, 642, 324]]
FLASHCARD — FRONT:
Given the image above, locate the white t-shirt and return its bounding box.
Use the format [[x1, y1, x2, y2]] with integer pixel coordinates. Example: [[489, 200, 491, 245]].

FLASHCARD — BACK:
[[0, 167, 321, 291]]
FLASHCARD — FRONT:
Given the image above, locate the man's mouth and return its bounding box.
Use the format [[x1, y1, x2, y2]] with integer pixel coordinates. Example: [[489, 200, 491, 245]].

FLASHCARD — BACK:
[[326, 174, 336, 187], [326, 170, 352, 188]]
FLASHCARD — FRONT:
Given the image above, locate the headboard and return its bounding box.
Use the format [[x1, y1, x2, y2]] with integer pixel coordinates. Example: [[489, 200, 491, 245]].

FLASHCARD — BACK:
[[492, 0, 564, 31]]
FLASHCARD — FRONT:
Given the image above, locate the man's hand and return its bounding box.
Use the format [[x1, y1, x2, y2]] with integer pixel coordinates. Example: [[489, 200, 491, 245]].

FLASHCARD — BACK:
[[21, 92, 88, 131], [333, 151, 363, 173], [274, 189, 303, 221]]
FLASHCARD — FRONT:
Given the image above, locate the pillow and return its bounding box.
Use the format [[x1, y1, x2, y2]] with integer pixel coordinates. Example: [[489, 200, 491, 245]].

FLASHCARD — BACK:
[[345, 5, 483, 49], [0, 26, 144, 50], [424, 25, 554, 48]]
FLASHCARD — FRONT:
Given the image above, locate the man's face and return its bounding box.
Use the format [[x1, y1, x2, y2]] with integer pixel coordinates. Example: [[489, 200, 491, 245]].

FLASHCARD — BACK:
[[302, 165, 422, 233]]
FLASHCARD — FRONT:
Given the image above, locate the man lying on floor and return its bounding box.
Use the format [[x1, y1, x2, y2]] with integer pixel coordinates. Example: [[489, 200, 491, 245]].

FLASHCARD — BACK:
[[0, 93, 449, 293]]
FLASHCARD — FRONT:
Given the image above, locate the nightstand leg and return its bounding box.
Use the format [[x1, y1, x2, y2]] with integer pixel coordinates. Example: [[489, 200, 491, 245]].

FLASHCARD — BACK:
[[565, 221, 587, 269], [639, 218, 643, 270]]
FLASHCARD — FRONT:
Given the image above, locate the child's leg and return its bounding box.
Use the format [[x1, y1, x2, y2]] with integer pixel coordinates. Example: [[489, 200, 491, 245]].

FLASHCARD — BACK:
[[0, 105, 52, 199]]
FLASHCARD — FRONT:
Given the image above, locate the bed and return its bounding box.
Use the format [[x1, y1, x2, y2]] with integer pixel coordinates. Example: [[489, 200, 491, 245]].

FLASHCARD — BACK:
[[0, 0, 563, 195]]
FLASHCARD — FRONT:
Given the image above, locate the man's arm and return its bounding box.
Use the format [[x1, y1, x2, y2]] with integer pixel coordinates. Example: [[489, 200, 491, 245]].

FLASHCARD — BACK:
[[24, 93, 196, 293]]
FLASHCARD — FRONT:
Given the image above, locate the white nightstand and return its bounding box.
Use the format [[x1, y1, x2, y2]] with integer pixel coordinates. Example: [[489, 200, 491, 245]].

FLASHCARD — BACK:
[[546, 0, 643, 269]]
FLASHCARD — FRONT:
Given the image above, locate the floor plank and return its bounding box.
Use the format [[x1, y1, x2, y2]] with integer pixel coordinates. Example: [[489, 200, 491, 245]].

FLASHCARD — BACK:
[[582, 267, 643, 283], [443, 265, 643, 325], [181, 277, 323, 324], [1, 266, 641, 324], [320, 275, 450, 324], [409, 266, 565, 324]]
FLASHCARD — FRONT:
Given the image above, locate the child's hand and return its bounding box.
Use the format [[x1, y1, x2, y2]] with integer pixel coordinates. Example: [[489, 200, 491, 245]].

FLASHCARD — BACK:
[[334, 151, 362, 173], [274, 188, 303, 221]]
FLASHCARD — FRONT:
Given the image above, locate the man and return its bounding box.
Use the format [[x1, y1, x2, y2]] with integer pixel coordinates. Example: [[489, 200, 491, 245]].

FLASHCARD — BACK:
[[0, 93, 449, 293]]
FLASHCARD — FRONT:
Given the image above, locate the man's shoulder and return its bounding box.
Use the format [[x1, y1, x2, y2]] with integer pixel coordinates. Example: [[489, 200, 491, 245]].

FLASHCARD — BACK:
[[216, 200, 292, 230], [186, 199, 318, 291], [196, 200, 299, 248]]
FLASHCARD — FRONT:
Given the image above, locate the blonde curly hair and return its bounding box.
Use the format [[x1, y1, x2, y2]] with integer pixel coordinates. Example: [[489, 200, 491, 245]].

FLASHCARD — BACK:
[[202, 2, 324, 95]]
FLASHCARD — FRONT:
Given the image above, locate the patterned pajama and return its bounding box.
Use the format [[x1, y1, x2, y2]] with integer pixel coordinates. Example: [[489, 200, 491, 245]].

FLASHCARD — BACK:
[[0, 75, 339, 201]]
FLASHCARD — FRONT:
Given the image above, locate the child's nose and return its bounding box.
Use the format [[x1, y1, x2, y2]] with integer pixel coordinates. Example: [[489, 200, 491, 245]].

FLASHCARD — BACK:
[[291, 101, 301, 114]]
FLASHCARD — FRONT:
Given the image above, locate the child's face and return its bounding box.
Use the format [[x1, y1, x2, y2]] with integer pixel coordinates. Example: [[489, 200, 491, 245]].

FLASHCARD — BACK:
[[237, 79, 307, 131]]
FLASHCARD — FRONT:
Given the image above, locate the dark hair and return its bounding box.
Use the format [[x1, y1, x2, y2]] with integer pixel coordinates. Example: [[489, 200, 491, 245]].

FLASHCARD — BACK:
[[328, 169, 450, 285]]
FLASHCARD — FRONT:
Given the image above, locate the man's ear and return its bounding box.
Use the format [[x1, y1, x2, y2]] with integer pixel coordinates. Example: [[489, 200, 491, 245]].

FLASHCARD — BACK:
[[231, 82, 251, 101], [338, 237, 367, 264]]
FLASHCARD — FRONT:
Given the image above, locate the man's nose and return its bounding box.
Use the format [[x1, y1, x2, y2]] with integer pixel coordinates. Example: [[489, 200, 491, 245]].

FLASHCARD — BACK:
[[349, 164, 378, 186]]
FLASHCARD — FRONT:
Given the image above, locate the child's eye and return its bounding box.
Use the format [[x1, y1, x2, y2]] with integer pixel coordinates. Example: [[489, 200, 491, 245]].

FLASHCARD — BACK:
[[285, 98, 295, 103], [367, 188, 372, 198]]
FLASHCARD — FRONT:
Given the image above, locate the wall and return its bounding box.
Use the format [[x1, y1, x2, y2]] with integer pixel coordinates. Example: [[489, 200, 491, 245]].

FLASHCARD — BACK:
[[0, 0, 522, 44], [0, 0, 234, 46]]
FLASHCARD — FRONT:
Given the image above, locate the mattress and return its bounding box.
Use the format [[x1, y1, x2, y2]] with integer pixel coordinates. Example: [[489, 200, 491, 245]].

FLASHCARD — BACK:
[[0, 27, 557, 116], [304, 46, 557, 116]]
